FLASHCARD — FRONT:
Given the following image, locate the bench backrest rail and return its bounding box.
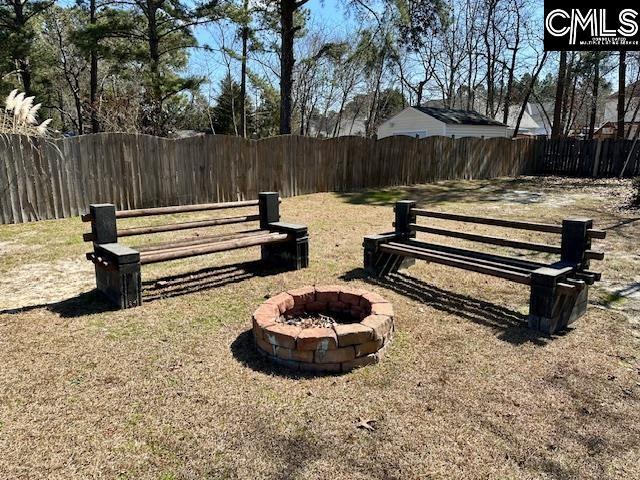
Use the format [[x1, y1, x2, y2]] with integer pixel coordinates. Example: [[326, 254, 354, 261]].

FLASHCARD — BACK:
[[139, 231, 288, 265], [411, 208, 606, 240], [393, 201, 605, 271], [409, 223, 562, 254], [82, 213, 259, 242], [82, 192, 284, 246], [137, 229, 266, 253], [81, 199, 270, 221]]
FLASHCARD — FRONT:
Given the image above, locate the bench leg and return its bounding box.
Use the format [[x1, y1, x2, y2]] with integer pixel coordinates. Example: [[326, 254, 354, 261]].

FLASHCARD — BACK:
[[95, 261, 142, 309], [262, 229, 309, 270], [364, 234, 413, 277], [528, 269, 589, 334]]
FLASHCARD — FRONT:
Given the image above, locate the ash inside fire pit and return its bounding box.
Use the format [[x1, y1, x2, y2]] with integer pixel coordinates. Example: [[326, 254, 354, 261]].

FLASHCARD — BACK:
[[278, 310, 360, 329], [252, 285, 394, 373]]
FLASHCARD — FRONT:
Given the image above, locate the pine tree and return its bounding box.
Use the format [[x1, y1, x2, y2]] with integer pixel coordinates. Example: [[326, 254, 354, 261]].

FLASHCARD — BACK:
[[212, 73, 253, 135]]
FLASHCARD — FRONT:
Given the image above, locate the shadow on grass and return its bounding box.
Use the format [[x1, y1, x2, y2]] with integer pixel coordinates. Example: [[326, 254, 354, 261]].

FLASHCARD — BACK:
[[141, 261, 272, 303], [0, 290, 117, 318], [230, 329, 343, 379], [337, 178, 546, 206], [0, 261, 284, 317], [340, 268, 553, 346]]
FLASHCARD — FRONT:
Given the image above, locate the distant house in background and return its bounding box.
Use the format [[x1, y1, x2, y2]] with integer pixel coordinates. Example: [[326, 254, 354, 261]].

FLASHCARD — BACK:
[[500, 105, 541, 137], [526, 102, 553, 137], [308, 115, 367, 137], [594, 121, 640, 139], [602, 80, 640, 138], [377, 106, 508, 139]]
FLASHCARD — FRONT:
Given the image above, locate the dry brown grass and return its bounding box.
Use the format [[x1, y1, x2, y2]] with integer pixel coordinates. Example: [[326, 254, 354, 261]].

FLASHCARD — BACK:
[[0, 177, 639, 479]]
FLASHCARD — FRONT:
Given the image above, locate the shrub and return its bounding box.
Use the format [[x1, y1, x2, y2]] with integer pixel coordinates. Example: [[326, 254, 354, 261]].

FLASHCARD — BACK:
[[1, 89, 52, 136]]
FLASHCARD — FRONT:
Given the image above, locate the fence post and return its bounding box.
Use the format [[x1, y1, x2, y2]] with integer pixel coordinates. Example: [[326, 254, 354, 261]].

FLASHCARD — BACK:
[[592, 140, 602, 177]]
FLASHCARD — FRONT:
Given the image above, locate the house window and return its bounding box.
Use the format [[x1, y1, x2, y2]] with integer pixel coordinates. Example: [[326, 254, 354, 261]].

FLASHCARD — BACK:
[[394, 130, 428, 138]]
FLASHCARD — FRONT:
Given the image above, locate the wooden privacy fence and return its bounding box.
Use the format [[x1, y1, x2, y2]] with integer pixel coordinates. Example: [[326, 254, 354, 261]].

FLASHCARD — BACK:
[[0, 133, 536, 224], [533, 138, 640, 177]]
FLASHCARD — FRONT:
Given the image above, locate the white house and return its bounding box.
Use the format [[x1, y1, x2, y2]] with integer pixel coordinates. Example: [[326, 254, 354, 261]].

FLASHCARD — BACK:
[[377, 106, 508, 139], [500, 105, 545, 137]]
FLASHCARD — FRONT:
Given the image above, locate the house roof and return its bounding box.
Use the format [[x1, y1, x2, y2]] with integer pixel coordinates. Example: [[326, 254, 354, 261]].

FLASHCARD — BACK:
[[498, 106, 540, 130], [413, 106, 506, 127], [607, 80, 640, 99]]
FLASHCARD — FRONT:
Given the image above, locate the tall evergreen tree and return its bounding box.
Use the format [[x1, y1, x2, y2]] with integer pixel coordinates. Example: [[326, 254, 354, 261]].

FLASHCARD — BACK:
[[212, 73, 253, 135], [0, 0, 54, 95]]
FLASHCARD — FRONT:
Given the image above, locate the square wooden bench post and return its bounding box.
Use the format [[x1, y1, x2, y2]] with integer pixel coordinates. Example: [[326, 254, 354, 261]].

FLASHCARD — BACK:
[[528, 267, 587, 334], [90, 203, 142, 309], [363, 233, 399, 276], [394, 200, 416, 239], [561, 217, 593, 270], [392, 200, 416, 272], [90, 203, 117, 244], [363, 200, 417, 276], [259, 192, 309, 270], [94, 244, 142, 309]]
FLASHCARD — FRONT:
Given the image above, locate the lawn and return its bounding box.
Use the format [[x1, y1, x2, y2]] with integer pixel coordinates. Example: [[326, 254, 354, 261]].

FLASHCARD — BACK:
[[0, 177, 639, 479]]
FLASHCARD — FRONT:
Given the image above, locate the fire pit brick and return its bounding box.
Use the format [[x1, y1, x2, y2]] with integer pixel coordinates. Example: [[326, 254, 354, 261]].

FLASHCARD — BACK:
[[252, 285, 394, 373], [334, 323, 374, 347], [316, 346, 356, 364], [297, 327, 338, 351], [362, 314, 393, 340], [263, 323, 301, 350], [265, 292, 294, 313]]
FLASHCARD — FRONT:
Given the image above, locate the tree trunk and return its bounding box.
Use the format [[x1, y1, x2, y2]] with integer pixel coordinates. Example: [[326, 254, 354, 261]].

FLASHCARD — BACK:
[[279, 0, 295, 135], [239, 0, 249, 138], [551, 51, 567, 138], [502, 9, 521, 125], [617, 50, 626, 139], [147, 2, 162, 135], [513, 52, 548, 138], [12, 0, 32, 95], [89, 0, 100, 133], [588, 55, 600, 140]]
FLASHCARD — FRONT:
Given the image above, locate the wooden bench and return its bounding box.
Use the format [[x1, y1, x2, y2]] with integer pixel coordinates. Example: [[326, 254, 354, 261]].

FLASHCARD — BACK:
[[82, 192, 309, 309], [363, 201, 607, 334]]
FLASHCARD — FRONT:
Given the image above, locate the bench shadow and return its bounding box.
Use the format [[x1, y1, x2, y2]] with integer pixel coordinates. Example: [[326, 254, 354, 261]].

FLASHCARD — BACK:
[[0, 261, 284, 318], [340, 268, 553, 346], [141, 261, 273, 303], [0, 290, 117, 318], [230, 329, 343, 379]]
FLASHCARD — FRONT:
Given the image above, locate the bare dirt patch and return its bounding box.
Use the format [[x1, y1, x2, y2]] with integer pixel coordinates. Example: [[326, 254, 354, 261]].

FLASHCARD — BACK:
[[0, 259, 93, 311]]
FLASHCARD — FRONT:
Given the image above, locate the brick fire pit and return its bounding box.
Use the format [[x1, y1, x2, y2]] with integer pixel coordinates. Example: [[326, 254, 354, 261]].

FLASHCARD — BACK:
[[252, 285, 394, 373]]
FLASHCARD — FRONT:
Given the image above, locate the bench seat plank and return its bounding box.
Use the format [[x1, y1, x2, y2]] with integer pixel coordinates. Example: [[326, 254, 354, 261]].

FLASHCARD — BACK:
[[402, 239, 550, 271], [379, 242, 533, 285], [388, 241, 539, 275]]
